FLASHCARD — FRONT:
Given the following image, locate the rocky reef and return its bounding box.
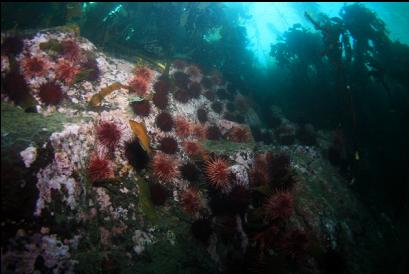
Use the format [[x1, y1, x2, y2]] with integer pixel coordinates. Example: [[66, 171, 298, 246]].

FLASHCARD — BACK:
[[1, 28, 393, 274]]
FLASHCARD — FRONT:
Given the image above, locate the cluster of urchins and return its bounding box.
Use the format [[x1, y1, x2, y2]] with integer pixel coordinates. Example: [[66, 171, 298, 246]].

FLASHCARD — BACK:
[[186, 150, 311, 273], [1, 35, 100, 109], [86, 59, 255, 191], [85, 61, 310, 272]]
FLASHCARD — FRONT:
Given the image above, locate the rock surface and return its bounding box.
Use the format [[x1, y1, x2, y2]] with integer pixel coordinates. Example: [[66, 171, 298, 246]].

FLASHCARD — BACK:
[[1, 28, 394, 274]]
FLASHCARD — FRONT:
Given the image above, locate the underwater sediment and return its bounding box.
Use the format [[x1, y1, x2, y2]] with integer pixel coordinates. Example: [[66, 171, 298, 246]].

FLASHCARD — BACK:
[[0, 27, 401, 274]]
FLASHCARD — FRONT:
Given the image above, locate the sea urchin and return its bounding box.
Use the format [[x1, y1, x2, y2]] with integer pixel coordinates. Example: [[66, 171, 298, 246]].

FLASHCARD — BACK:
[[228, 126, 252, 143], [152, 153, 179, 182], [131, 100, 151, 117], [128, 76, 149, 96], [204, 157, 231, 190], [180, 188, 202, 214], [96, 121, 122, 152], [38, 81, 64, 106], [159, 137, 178, 155], [175, 116, 191, 138], [183, 141, 203, 158], [264, 191, 294, 222], [87, 155, 115, 183], [156, 112, 174, 132], [153, 91, 169, 110], [55, 58, 80, 86], [21, 55, 50, 78], [180, 162, 200, 182]]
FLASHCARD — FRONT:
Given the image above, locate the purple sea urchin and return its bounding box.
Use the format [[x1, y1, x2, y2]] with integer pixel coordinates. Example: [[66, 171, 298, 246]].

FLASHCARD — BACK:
[[153, 91, 169, 110], [38, 81, 64, 105], [131, 100, 151, 116], [156, 112, 174, 132], [159, 137, 178, 154]]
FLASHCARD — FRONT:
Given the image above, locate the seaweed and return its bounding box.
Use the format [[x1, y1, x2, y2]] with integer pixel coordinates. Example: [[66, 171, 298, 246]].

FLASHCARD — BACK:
[[89, 82, 128, 107]]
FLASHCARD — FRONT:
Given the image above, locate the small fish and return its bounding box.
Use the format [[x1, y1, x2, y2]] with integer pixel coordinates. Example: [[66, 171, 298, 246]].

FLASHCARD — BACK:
[[129, 120, 151, 154]]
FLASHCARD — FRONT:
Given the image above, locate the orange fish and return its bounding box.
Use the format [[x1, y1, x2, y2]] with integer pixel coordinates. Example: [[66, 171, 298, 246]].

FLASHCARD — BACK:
[[129, 120, 151, 154]]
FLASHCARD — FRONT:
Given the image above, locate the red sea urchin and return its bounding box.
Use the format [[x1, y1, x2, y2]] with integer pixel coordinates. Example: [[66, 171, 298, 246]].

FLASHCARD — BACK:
[[55, 59, 80, 86], [152, 153, 179, 182], [21, 55, 49, 78], [61, 39, 81, 62], [180, 188, 202, 214], [135, 67, 153, 82], [264, 191, 294, 222], [204, 157, 231, 190], [183, 141, 203, 158], [131, 100, 151, 117], [156, 112, 174, 132], [96, 121, 122, 152], [87, 155, 115, 183], [191, 123, 207, 140], [159, 136, 178, 154], [175, 116, 191, 138], [128, 76, 149, 96], [38, 81, 64, 105], [228, 126, 252, 143]]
